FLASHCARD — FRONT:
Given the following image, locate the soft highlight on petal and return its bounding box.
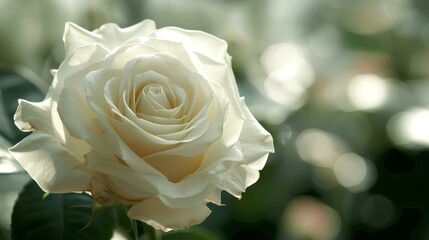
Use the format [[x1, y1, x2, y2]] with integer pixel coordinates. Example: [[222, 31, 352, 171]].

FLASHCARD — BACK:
[[9, 132, 93, 192], [14, 98, 52, 133], [64, 20, 156, 55], [127, 197, 211, 231], [239, 98, 275, 169]]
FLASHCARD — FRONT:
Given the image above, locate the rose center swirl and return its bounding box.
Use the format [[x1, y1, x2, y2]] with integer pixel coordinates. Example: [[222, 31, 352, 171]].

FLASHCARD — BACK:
[[144, 84, 172, 109], [134, 81, 177, 116]]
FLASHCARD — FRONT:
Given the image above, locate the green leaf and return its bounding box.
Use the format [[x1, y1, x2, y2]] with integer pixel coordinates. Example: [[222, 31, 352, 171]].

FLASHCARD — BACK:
[[0, 227, 7, 240], [11, 180, 115, 240]]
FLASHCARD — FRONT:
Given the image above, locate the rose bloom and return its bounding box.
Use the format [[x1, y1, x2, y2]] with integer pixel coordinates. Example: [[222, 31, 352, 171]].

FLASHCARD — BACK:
[[9, 20, 274, 231]]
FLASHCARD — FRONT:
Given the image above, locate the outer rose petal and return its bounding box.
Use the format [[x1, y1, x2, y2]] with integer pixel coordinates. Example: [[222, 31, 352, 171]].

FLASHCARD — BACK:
[[219, 100, 274, 198], [63, 20, 156, 56], [151, 27, 228, 64], [86, 150, 220, 208], [239, 98, 275, 169], [14, 98, 53, 134], [127, 197, 211, 232], [9, 131, 93, 192]]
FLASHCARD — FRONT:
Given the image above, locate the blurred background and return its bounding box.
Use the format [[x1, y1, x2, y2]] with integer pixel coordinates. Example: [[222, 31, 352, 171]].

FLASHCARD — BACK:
[[1, 0, 428, 239]]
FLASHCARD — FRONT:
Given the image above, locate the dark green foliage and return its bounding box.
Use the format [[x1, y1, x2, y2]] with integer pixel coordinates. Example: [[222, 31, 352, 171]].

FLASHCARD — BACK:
[[11, 180, 114, 240]]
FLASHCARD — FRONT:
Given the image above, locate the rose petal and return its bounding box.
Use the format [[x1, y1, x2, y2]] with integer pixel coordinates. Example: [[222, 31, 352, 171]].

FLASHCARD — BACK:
[[63, 20, 156, 56], [239, 98, 274, 169], [63, 22, 102, 57], [89, 175, 129, 206], [135, 37, 202, 72], [151, 27, 228, 64], [144, 94, 224, 157], [219, 164, 260, 199], [14, 98, 52, 133], [127, 197, 211, 231], [85, 150, 212, 201], [61, 43, 109, 71], [198, 140, 243, 174], [85, 150, 159, 200], [109, 116, 178, 157], [104, 43, 159, 69], [58, 86, 111, 155], [53, 44, 109, 111], [197, 53, 244, 118], [94, 20, 156, 49], [85, 69, 121, 115], [143, 153, 205, 183], [120, 71, 187, 129], [9, 131, 93, 192], [157, 185, 221, 209], [206, 80, 245, 148]]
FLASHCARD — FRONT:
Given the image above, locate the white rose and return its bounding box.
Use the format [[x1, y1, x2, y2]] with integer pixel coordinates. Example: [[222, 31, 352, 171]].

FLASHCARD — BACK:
[[9, 20, 274, 231]]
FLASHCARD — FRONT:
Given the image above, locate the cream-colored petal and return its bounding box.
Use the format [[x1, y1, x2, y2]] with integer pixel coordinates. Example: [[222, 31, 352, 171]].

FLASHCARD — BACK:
[[61, 52, 107, 91], [60, 43, 109, 73], [85, 150, 159, 200], [85, 150, 212, 202], [54, 47, 109, 146], [144, 94, 224, 158], [143, 153, 204, 183], [110, 103, 221, 161], [58, 88, 93, 141], [151, 27, 228, 64], [136, 111, 184, 125], [127, 197, 211, 232], [197, 51, 242, 100], [134, 37, 201, 72], [104, 43, 159, 69], [124, 71, 181, 120], [93, 20, 156, 49], [179, 48, 245, 149], [121, 100, 185, 137], [89, 175, 130, 206], [219, 164, 260, 199], [125, 107, 185, 135], [57, 86, 111, 155], [95, 118, 175, 173], [205, 188, 223, 205], [208, 81, 245, 148], [85, 69, 121, 116], [86, 135, 213, 200], [213, 100, 273, 198], [8, 131, 93, 192], [157, 185, 221, 209], [64, 20, 156, 56], [199, 140, 243, 174], [63, 22, 102, 56], [14, 98, 52, 134], [239, 99, 274, 169], [53, 44, 109, 110], [109, 116, 177, 157], [196, 100, 273, 199]]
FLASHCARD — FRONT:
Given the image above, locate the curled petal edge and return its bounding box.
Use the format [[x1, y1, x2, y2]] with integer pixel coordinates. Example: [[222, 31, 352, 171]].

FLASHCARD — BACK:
[[127, 197, 211, 232], [9, 131, 93, 193]]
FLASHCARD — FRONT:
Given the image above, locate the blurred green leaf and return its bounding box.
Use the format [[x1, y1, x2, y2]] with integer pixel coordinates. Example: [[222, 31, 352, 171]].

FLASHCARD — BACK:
[[0, 228, 7, 240], [11, 180, 114, 240]]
